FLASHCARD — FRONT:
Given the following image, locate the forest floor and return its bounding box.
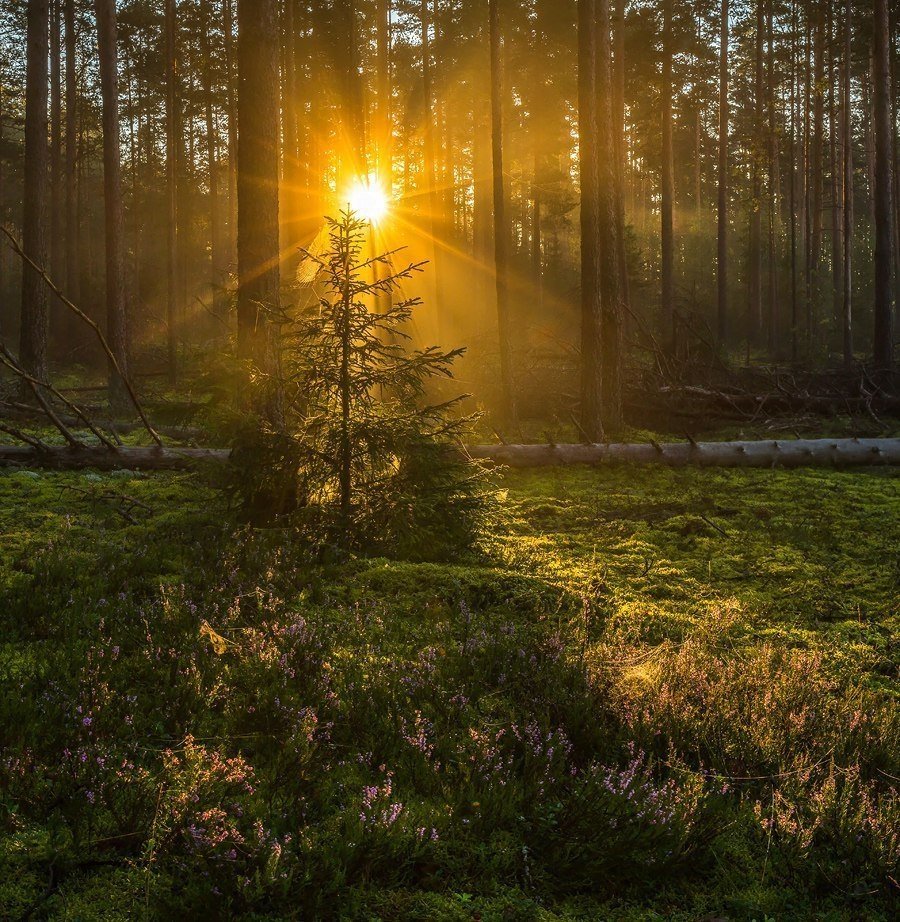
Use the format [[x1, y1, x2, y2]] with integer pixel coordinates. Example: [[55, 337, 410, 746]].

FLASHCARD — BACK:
[[0, 463, 898, 919]]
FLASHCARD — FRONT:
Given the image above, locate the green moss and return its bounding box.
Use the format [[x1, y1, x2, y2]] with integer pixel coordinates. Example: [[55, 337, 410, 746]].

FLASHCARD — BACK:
[[0, 463, 897, 918]]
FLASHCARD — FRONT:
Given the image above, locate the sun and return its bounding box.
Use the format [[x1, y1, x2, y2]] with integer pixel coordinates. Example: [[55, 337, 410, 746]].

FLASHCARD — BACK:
[[346, 177, 389, 224]]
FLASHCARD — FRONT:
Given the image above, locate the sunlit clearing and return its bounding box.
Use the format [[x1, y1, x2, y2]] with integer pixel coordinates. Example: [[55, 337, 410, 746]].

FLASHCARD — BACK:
[[347, 177, 389, 224]]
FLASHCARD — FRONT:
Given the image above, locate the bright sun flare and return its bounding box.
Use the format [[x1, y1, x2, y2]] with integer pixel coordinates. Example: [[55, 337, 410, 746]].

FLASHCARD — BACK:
[[346, 178, 389, 224]]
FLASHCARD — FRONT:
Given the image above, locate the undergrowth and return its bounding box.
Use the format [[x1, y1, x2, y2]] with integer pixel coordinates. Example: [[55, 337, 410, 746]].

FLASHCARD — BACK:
[[0, 464, 897, 919]]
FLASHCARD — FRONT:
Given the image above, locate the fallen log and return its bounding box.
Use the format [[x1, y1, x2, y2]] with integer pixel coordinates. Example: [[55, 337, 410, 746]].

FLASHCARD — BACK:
[[1, 438, 900, 472], [0, 445, 229, 470], [467, 438, 900, 468]]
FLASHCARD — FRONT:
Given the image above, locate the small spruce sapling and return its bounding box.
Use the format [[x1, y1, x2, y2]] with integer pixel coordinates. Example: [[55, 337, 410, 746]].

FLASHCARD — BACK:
[[231, 210, 492, 558]]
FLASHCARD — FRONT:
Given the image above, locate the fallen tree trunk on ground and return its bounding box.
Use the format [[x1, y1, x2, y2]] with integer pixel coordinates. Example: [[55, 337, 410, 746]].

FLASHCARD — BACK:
[[467, 438, 900, 467], [1, 438, 900, 472], [0, 445, 230, 470]]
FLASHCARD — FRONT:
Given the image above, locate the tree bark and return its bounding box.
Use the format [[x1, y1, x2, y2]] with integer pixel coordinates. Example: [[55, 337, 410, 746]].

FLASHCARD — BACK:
[[5, 439, 900, 472], [165, 0, 179, 382], [579, 0, 602, 437], [873, 0, 895, 373], [596, 0, 624, 430], [64, 0, 79, 310], [488, 0, 516, 424], [661, 0, 675, 351], [236, 0, 281, 375], [749, 0, 764, 347], [766, 0, 779, 356], [841, 0, 853, 369], [808, 2, 825, 350], [717, 0, 729, 345], [94, 0, 129, 410], [49, 0, 62, 289], [20, 0, 51, 390]]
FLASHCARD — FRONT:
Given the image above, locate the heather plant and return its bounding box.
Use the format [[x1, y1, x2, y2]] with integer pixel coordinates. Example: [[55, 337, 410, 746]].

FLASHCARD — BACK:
[[1, 465, 898, 917]]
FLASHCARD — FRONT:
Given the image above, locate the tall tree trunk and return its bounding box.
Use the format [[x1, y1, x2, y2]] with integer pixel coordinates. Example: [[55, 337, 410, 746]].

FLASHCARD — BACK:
[[165, 0, 178, 382], [828, 1, 842, 338], [236, 0, 281, 378], [614, 0, 630, 318], [94, 0, 129, 408], [873, 0, 895, 372], [766, 0, 779, 356], [488, 0, 516, 424], [20, 0, 50, 390], [749, 0, 763, 348], [224, 0, 238, 268], [842, 0, 853, 369], [375, 0, 392, 314], [421, 0, 442, 335], [597, 0, 624, 430], [49, 0, 62, 289], [578, 0, 602, 437], [64, 0, 78, 309], [376, 0, 392, 196], [790, 0, 799, 363], [808, 2, 825, 351], [201, 0, 221, 312], [717, 0, 729, 345], [660, 0, 675, 351], [338, 0, 363, 184]]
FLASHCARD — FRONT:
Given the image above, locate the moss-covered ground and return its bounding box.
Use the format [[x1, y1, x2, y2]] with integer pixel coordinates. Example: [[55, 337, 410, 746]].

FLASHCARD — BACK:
[[0, 464, 897, 919]]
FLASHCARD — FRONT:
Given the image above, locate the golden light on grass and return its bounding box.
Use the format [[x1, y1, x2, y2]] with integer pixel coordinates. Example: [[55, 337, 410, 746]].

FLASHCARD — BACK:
[[346, 177, 389, 224]]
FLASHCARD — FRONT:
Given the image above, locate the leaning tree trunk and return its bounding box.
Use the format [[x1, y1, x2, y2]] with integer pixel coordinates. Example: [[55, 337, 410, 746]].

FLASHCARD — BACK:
[[873, 0, 895, 374], [20, 0, 51, 393], [94, 0, 130, 411]]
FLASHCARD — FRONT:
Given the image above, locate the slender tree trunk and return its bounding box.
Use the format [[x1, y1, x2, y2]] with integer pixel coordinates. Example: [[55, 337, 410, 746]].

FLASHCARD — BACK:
[[421, 0, 442, 335], [842, 0, 853, 368], [873, 0, 895, 372], [661, 0, 675, 351], [376, 0, 392, 197], [578, 0, 602, 437], [165, 0, 178, 382], [717, 0, 729, 345], [828, 1, 842, 338], [597, 0, 624, 430], [749, 0, 763, 348], [489, 0, 516, 424], [338, 0, 364, 184], [94, 0, 129, 408], [375, 0, 392, 313], [201, 0, 221, 312], [20, 0, 51, 390], [614, 0, 630, 317], [64, 0, 78, 309], [224, 0, 238, 268], [790, 0, 799, 363], [766, 0, 779, 356], [236, 0, 281, 377], [49, 0, 62, 290], [808, 2, 825, 351]]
